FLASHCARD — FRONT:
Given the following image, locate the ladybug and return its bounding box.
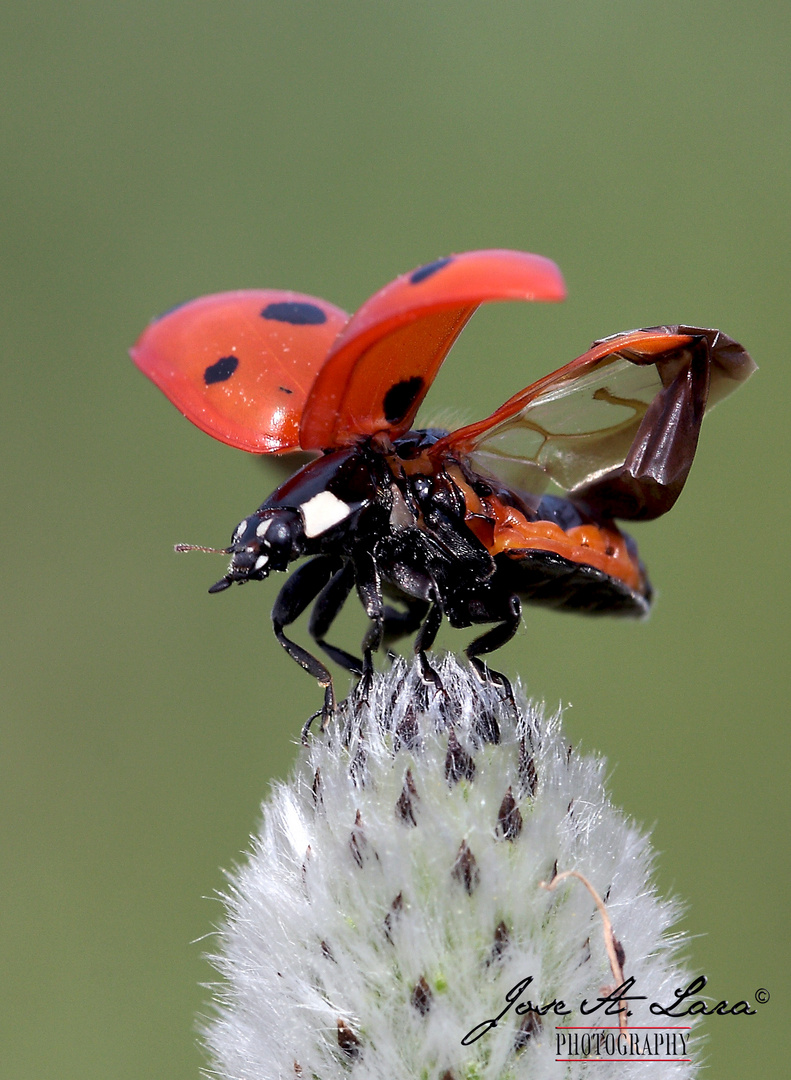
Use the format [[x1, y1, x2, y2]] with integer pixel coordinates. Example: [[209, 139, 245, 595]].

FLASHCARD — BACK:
[[131, 250, 755, 725]]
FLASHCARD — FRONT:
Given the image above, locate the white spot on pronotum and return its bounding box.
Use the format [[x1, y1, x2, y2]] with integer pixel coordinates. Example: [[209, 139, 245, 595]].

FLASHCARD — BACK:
[[234, 520, 248, 541], [254, 554, 269, 571], [256, 518, 273, 539], [300, 491, 352, 538]]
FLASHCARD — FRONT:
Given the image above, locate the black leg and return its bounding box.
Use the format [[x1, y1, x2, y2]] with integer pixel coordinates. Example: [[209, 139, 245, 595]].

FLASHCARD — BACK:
[[308, 561, 363, 676], [414, 599, 444, 694], [414, 599, 443, 653], [465, 595, 521, 702], [350, 548, 386, 699], [271, 557, 342, 729]]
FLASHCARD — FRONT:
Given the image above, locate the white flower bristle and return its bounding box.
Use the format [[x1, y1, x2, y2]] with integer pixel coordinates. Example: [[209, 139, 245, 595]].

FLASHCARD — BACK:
[[204, 655, 698, 1079]]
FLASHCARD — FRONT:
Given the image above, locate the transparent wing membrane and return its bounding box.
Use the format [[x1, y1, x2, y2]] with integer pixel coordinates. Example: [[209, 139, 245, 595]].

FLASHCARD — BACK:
[[469, 356, 665, 493], [435, 326, 755, 520]]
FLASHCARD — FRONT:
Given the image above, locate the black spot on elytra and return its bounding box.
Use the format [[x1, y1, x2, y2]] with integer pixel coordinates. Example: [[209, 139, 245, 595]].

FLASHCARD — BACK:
[[204, 356, 238, 384], [261, 301, 327, 325], [410, 255, 453, 284], [383, 376, 424, 424], [279, 385, 293, 394]]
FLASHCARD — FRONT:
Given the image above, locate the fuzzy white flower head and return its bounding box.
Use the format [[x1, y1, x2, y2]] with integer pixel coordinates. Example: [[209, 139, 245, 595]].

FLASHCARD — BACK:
[[205, 656, 699, 1079]]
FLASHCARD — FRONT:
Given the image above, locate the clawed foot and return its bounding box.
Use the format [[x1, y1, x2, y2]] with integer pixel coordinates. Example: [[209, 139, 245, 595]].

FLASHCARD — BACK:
[[469, 656, 516, 711], [416, 650, 444, 707], [349, 650, 375, 711], [301, 682, 336, 742], [301, 708, 323, 742]]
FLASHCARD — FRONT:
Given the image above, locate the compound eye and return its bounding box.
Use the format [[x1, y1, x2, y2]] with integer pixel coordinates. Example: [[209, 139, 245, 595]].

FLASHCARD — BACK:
[[266, 519, 294, 549]]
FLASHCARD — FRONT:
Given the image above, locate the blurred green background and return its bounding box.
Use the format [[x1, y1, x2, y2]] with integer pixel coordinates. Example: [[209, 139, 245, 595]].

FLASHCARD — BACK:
[[1, 3, 787, 1077]]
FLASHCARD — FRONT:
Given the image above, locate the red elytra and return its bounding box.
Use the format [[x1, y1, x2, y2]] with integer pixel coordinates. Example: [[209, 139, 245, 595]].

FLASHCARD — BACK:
[[131, 289, 348, 453], [131, 250, 566, 454]]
